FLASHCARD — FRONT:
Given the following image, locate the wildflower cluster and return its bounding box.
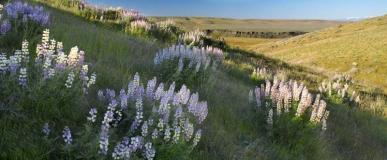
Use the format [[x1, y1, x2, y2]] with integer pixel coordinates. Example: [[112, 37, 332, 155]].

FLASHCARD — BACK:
[[252, 67, 275, 80], [0, 40, 30, 86], [319, 73, 360, 103], [178, 29, 206, 46], [249, 76, 330, 130], [2, 1, 50, 27], [130, 20, 152, 31], [154, 44, 225, 73], [0, 1, 50, 48], [93, 73, 207, 158], [120, 9, 147, 21], [35, 29, 97, 92]]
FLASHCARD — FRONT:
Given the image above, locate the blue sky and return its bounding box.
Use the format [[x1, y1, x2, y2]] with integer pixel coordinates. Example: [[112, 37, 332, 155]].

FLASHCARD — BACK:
[[88, 0, 387, 20]]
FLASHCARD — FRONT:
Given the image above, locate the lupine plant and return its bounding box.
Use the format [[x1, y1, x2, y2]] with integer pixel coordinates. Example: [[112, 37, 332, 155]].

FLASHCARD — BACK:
[[251, 67, 275, 80], [318, 73, 360, 104], [178, 29, 206, 47], [154, 44, 225, 88], [0, 28, 100, 158], [54, 73, 208, 159], [0, 1, 50, 49], [249, 75, 330, 148]]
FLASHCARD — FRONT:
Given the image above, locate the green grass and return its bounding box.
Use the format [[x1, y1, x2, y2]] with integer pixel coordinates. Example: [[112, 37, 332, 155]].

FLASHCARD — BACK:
[[1, 0, 387, 159]]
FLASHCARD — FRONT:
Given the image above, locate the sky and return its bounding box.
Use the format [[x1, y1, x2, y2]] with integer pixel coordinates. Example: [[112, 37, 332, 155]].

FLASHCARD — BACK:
[[88, 0, 387, 20]]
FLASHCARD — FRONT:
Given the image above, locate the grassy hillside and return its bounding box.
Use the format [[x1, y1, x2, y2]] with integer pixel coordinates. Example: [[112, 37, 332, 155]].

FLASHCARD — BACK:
[[1, 1, 387, 159], [256, 15, 387, 93], [151, 17, 348, 32]]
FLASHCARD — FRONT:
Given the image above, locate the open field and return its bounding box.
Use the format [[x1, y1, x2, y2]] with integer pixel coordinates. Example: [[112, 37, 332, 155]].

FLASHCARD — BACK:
[[224, 37, 282, 50], [151, 17, 349, 32], [253, 15, 387, 93]]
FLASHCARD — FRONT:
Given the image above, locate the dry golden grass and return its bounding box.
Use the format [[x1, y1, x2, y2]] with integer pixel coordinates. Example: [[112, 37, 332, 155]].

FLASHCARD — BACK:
[[150, 16, 348, 32], [255, 15, 387, 93], [224, 37, 282, 51]]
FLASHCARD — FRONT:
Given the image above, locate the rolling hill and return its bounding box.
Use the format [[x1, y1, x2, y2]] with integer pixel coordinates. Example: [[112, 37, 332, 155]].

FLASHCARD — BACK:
[[150, 16, 348, 32], [256, 15, 387, 93]]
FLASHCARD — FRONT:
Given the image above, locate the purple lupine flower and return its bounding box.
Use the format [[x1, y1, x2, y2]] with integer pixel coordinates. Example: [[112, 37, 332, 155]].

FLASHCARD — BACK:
[[194, 60, 201, 72], [196, 102, 208, 124], [154, 83, 164, 100], [182, 121, 194, 141], [41, 12, 50, 27], [43, 57, 52, 79], [5, 2, 20, 19], [42, 123, 50, 136], [174, 106, 183, 119], [18, 68, 27, 87], [98, 90, 105, 100], [119, 89, 128, 109], [129, 136, 143, 153], [159, 93, 171, 115], [172, 93, 180, 106], [114, 109, 123, 127], [0, 20, 11, 35], [127, 81, 135, 99], [168, 82, 176, 93], [141, 121, 149, 137], [112, 137, 131, 159], [9, 56, 20, 75], [145, 77, 157, 100], [144, 142, 156, 160], [164, 125, 171, 141], [178, 57, 184, 72], [193, 129, 201, 147], [157, 118, 165, 132], [152, 128, 159, 139], [130, 98, 143, 132], [134, 84, 144, 99], [62, 126, 73, 145], [99, 125, 110, 155], [100, 104, 116, 155], [87, 108, 97, 122], [106, 89, 116, 101], [187, 93, 198, 113]]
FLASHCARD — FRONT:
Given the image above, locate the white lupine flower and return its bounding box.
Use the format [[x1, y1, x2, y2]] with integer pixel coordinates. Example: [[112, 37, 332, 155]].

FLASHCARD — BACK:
[[65, 71, 75, 88], [267, 109, 273, 124], [87, 73, 97, 87], [48, 68, 55, 78]]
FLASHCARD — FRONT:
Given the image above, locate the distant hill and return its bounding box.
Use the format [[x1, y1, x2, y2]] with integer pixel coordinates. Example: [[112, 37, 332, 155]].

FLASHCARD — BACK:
[[150, 16, 349, 32], [257, 15, 387, 93]]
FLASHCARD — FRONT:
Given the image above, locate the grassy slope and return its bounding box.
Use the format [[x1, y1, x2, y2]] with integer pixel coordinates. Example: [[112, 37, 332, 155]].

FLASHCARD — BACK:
[[256, 15, 387, 93], [3, 1, 387, 159], [151, 17, 348, 32], [224, 37, 281, 51]]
